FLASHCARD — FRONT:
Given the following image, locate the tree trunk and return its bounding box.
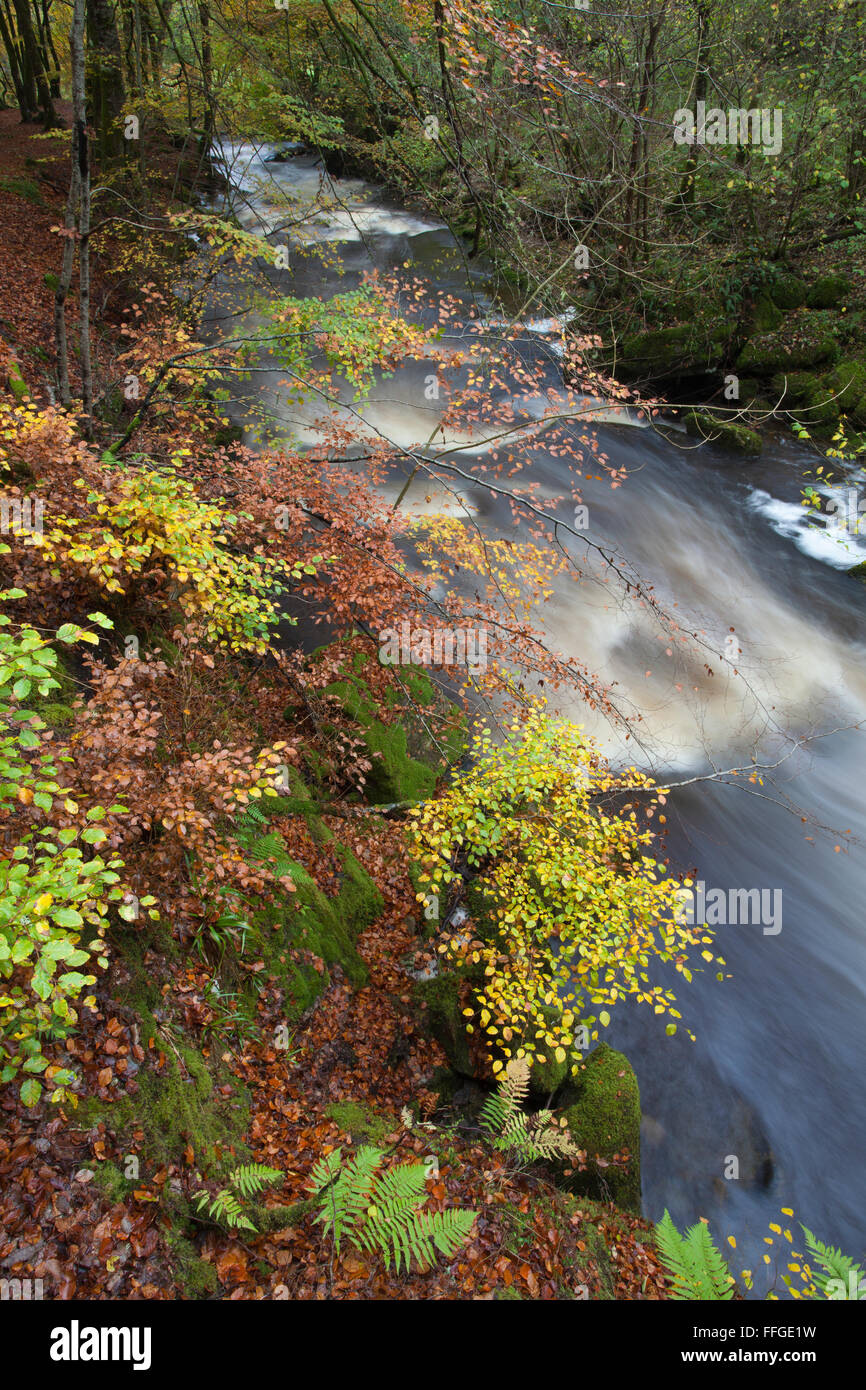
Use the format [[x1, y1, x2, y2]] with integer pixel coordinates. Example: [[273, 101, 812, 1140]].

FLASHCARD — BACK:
[[0, 0, 32, 118], [67, 0, 92, 426], [11, 0, 55, 122], [86, 0, 125, 158]]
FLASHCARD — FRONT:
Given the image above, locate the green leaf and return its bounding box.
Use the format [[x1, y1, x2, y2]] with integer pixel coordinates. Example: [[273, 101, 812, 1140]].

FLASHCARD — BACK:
[[20, 1077, 42, 1107]]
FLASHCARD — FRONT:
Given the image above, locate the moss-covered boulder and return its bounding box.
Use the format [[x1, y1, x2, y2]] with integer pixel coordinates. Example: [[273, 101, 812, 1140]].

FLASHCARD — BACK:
[[325, 1100, 395, 1145], [736, 309, 841, 376], [806, 273, 850, 310], [770, 272, 808, 312], [683, 410, 762, 455], [316, 649, 466, 805], [240, 795, 384, 1014], [413, 969, 476, 1077], [749, 294, 784, 334], [323, 675, 438, 803], [823, 359, 866, 427], [553, 1043, 642, 1214], [616, 323, 727, 383], [769, 370, 841, 427]]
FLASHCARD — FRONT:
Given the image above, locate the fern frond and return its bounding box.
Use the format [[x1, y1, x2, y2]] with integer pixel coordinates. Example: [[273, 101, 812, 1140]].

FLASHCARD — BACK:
[[230, 1163, 282, 1199], [802, 1226, 866, 1298], [309, 1145, 475, 1271], [682, 1221, 735, 1299], [655, 1210, 733, 1300], [311, 1145, 382, 1254]]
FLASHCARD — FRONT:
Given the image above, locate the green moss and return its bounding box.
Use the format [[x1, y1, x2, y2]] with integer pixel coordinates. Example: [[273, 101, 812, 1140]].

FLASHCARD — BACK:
[[769, 371, 841, 427], [413, 970, 474, 1076], [6, 355, 29, 402], [166, 1229, 218, 1298], [823, 359, 866, 427], [263, 1200, 316, 1232], [616, 323, 726, 382], [322, 676, 438, 804], [325, 1100, 394, 1145], [736, 310, 841, 376], [525, 1022, 572, 1098], [683, 410, 762, 455], [770, 273, 808, 312], [498, 1202, 536, 1255], [35, 701, 75, 730], [0, 175, 44, 205], [91, 1161, 129, 1205], [238, 801, 382, 1016], [750, 293, 784, 333], [555, 1043, 642, 1214], [76, 926, 251, 1176], [806, 273, 850, 309]]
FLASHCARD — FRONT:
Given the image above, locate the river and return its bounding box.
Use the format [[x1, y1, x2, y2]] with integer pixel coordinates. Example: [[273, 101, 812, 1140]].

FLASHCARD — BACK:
[[206, 140, 866, 1293]]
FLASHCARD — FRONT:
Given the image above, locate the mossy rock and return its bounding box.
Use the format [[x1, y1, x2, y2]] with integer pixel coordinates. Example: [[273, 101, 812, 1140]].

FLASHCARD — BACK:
[[313, 640, 468, 802], [749, 293, 784, 334], [806, 273, 850, 310], [769, 370, 841, 427], [321, 676, 437, 804], [736, 310, 841, 376], [553, 1043, 641, 1214], [616, 323, 726, 383], [235, 769, 384, 1013], [325, 1100, 394, 1145], [5, 356, 29, 402], [823, 359, 866, 427], [252, 827, 383, 1013], [847, 561, 866, 583], [526, 1033, 572, 1098], [770, 272, 808, 312], [413, 969, 475, 1076], [683, 410, 762, 455]]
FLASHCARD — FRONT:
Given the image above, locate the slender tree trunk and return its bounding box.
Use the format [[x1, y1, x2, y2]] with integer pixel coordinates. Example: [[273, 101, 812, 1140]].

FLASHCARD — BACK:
[[72, 0, 92, 425], [54, 140, 81, 406], [197, 0, 213, 154], [37, 0, 60, 97]]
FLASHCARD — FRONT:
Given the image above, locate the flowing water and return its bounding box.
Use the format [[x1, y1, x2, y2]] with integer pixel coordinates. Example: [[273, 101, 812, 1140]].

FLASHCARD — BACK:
[[207, 141, 866, 1290]]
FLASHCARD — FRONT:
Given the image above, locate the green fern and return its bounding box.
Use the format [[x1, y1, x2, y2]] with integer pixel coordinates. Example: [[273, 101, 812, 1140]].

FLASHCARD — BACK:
[[480, 1058, 583, 1164], [230, 1163, 283, 1200], [245, 830, 296, 881], [655, 1210, 735, 1300], [801, 1226, 866, 1299], [308, 1145, 476, 1273], [193, 1162, 282, 1233], [237, 803, 268, 832]]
